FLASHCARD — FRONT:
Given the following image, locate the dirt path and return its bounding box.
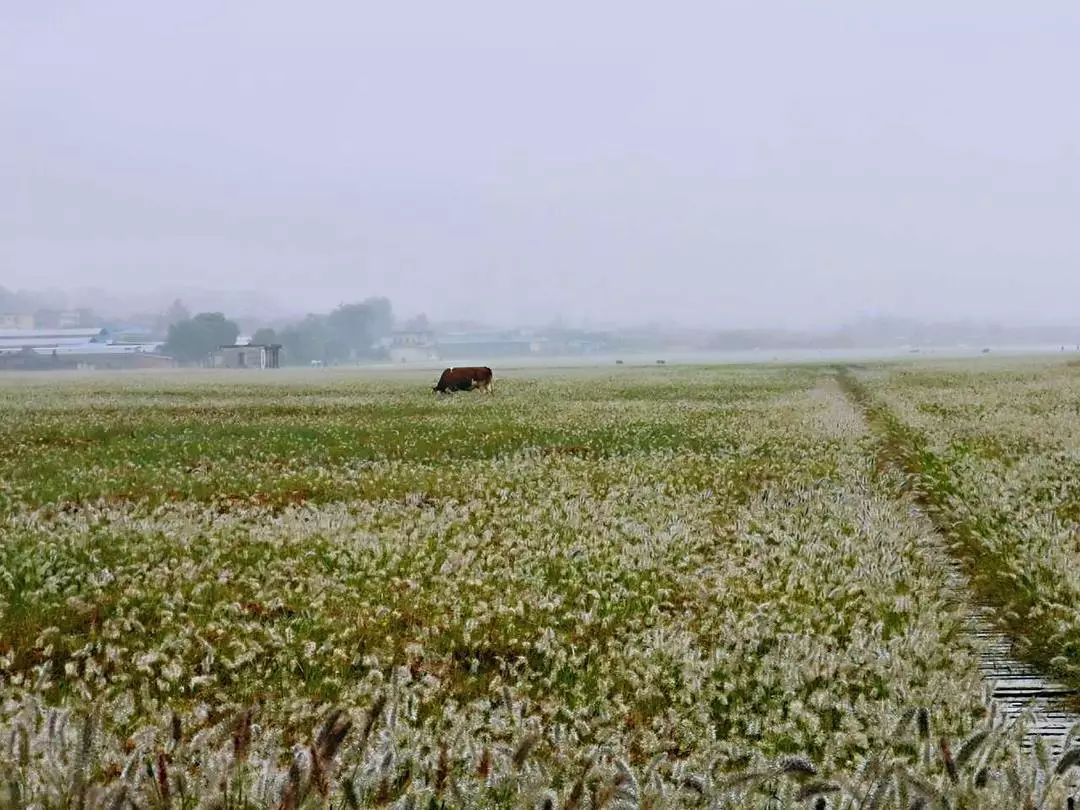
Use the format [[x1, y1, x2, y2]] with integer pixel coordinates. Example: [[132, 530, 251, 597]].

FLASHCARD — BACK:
[[829, 371, 1080, 755], [914, 501, 1077, 755]]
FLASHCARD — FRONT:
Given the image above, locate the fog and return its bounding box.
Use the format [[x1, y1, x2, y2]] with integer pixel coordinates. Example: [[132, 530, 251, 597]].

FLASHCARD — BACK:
[[4, 2, 1079, 329]]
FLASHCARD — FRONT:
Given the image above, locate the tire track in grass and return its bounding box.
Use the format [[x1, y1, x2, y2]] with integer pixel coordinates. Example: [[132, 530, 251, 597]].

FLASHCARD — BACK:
[[832, 368, 1080, 756]]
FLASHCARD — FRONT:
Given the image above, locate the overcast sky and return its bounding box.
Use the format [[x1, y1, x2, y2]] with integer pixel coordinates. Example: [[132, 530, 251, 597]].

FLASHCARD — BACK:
[[3, 2, 1079, 328]]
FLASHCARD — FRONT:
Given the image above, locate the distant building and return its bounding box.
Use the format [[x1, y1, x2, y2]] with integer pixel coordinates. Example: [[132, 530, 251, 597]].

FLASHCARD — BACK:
[[435, 330, 536, 360], [33, 309, 90, 329], [0, 351, 171, 372], [532, 328, 610, 356], [385, 329, 437, 363], [0, 328, 173, 371], [0, 314, 34, 329], [60, 346, 175, 370], [0, 328, 108, 353], [214, 343, 281, 369], [108, 326, 160, 345]]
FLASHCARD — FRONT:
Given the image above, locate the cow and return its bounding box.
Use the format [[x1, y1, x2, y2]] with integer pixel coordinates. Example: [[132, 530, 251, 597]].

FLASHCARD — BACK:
[[433, 366, 495, 395]]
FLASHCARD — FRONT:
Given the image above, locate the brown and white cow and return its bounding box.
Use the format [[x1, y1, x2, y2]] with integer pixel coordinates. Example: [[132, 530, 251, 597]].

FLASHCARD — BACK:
[[433, 366, 495, 394]]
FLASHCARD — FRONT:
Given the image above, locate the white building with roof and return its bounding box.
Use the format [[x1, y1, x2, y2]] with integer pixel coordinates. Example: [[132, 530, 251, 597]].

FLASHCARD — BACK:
[[0, 328, 172, 370], [0, 328, 108, 353]]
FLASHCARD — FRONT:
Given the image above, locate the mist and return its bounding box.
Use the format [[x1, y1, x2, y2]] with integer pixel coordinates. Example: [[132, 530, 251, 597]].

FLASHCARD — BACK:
[[4, 1, 1079, 329]]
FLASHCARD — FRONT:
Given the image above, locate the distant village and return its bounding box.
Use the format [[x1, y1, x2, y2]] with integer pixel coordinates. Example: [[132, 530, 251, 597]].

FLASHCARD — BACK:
[[1, 292, 1077, 372], [0, 302, 628, 371]]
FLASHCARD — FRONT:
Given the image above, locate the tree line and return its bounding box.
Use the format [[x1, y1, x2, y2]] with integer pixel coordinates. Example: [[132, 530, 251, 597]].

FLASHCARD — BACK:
[[163, 297, 395, 366]]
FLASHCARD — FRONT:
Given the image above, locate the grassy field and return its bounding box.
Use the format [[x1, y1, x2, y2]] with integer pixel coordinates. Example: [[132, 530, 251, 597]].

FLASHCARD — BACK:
[[846, 360, 1080, 687], [0, 363, 1077, 808]]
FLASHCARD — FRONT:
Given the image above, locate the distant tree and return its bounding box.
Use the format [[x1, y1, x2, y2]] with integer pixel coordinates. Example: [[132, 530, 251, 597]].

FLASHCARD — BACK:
[[76, 308, 99, 328], [275, 298, 395, 366], [251, 327, 278, 346], [325, 297, 394, 360], [1, 286, 59, 315], [402, 313, 430, 332], [166, 299, 190, 325], [153, 299, 192, 336], [279, 315, 332, 366], [368, 297, 394, 336], [32, 309, 53, 328], [164, 312, 239, 364]]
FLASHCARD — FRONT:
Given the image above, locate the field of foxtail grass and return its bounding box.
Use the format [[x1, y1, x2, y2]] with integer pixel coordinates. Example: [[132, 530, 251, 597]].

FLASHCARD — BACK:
[[1, 364, 1078, 807]]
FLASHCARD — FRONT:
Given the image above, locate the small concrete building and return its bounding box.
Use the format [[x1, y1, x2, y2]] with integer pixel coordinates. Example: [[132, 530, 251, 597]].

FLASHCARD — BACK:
[[385, 330, 437, 363], [215, 343, 281, 369]]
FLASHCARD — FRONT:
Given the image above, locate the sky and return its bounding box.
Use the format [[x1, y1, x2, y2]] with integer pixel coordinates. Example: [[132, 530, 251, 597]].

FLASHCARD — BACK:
[[3, 1, 1079, 328]]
